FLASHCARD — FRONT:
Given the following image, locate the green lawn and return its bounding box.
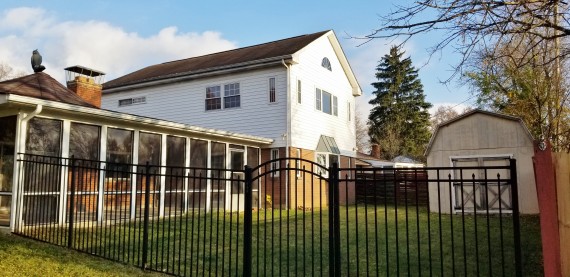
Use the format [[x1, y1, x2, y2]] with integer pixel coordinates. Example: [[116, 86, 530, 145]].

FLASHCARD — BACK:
[[0, 231, 162, 276], [16, 205, 543, 276]]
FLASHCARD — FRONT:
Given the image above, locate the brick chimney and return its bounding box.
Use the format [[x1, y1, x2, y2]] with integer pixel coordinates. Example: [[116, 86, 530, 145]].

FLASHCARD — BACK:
[[65, 66, 105, 108], [370, 144, 381, 159]]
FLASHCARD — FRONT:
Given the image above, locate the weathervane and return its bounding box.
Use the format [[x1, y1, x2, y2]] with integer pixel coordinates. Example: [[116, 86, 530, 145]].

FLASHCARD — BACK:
[[31, 49, 46, 73]]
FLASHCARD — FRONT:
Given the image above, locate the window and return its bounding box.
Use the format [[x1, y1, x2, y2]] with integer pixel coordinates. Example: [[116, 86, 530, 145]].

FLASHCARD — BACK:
[[70, 123, 100, 160], [224, 83, 240, 108], [315, 88, 337, 116], [322, 91, 332, 114], [321, 57, 332, 71], [315, 89, 322, 111], [269, 78, 276, 103], [118, 96, 146, 107], [316, 153, 340, 178], [297, 80, 302, 104], [106, 128, 133, 178], [270, 149, 279, 177], [206, 86, 221, 110]]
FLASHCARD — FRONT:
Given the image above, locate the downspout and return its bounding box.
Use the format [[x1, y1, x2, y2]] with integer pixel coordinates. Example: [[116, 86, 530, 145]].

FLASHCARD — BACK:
[[282, 59, 291, 209], [11, 104, 42, 231]]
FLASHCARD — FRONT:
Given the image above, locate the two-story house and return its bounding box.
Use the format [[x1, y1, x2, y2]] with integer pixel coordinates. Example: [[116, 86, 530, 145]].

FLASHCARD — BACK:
[[101, 30, 362, 207]]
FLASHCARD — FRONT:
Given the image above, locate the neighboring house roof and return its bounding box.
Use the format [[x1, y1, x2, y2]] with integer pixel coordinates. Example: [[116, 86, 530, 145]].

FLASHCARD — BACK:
[[425, 108, 534, 155], [103, 30, 362, 96], [0, 72, 96, 108], [355, 152, 395, 167]]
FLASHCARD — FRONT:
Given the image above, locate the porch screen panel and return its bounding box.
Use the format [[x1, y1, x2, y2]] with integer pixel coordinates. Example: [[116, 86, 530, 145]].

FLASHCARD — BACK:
[[165, 135, 185, 213], [105, 128, 133, 219], [247, 147, 260, 208], [210, 142, 226, 209], [68, 123, 101, 222], [189, 139, 207, 209], [0, 116, 16, 226], [24, 117, 62, 224], [137, 132, 161, 217]]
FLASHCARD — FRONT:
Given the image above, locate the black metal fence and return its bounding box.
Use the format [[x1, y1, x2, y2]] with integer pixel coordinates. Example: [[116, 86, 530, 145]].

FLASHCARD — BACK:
[[14, 154, 524, 276]]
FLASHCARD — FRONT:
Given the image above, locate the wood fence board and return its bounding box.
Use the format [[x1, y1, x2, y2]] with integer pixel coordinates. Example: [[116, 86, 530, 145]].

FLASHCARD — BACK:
[[554, 153, 570, 277]]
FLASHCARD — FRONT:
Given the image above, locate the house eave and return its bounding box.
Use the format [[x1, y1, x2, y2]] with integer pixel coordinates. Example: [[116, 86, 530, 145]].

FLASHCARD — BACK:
[[2, 94, 274, 145], [104, 55, 295, 93]]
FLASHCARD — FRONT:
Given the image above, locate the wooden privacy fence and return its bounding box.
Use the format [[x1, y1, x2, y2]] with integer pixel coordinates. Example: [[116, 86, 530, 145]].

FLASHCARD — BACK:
[[355, 171, 428, 205], [553, 153, 570, 276]]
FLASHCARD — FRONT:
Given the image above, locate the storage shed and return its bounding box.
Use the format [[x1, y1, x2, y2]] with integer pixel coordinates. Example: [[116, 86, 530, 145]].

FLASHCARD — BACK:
[[426, 109, 539, 214]]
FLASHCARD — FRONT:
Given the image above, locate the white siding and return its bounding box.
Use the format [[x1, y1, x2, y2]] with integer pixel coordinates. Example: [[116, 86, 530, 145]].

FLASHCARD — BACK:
[[289, 35, 357, 157], [102, 67, 288, 147]]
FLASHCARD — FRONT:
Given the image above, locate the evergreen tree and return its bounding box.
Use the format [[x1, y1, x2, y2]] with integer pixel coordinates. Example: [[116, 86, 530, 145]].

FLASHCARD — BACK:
[[368, 45, 432, 161]]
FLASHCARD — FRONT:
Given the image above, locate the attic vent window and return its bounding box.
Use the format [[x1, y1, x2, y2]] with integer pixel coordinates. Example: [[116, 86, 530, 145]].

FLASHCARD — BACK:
[[321, 57, 332, 71], [118, 96, 146, 107]]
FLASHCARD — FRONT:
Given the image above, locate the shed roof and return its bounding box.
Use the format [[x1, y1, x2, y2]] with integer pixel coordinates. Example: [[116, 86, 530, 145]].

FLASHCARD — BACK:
[[103, 30, 329, 90], [425, 109, 534, 155], [0, 72, 96, 108]]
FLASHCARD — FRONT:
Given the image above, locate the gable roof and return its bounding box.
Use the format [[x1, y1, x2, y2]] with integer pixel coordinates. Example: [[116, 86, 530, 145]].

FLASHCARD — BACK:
[[103, 30, 362, 95], [0, 72, 96, 108], [425, 109, 534, 155], [104, 30, 329, 90]]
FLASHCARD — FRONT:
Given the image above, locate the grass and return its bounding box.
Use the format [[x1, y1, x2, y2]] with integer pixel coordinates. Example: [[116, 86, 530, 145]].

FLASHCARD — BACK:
[[0, 231, 162, 276], [15, 205, 543, 276]]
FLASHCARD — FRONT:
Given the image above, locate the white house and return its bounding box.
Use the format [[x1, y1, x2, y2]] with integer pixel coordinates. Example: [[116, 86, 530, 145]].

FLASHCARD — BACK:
[[101, 30, 362, 206]]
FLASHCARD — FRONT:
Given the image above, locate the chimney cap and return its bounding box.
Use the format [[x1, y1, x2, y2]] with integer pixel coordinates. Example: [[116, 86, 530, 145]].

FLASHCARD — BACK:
[[64, 65, 105, 77]]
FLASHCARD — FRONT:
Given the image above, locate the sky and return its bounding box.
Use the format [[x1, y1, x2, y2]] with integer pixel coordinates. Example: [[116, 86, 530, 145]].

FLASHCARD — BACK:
[[0, 0, 474, 118]]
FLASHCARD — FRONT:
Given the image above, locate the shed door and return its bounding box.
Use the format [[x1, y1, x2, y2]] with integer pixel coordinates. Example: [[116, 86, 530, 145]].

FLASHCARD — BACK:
[[451, 156, 512, 213]]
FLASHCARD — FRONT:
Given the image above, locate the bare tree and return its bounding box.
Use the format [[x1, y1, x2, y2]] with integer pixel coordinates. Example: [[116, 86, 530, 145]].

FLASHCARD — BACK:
[[430, 106, 459, 131], [355, 112, 370, 153], [365, 1, 569, 77], [0, 63, 26, 81]]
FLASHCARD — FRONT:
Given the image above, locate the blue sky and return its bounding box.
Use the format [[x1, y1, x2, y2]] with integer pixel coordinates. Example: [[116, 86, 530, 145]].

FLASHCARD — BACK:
[[0, 0, 474, 116]]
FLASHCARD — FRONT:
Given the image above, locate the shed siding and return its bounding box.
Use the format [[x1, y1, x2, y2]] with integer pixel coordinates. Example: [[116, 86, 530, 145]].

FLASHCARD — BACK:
[[427, 113, 538, 214], [102, 67, 288, 147], [289, 35, 356, 157]]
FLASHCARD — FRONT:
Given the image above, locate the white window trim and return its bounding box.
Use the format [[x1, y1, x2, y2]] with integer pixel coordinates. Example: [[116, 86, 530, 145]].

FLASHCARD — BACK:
[[315, 87, 337, 116], [205, 82, 241, 111]]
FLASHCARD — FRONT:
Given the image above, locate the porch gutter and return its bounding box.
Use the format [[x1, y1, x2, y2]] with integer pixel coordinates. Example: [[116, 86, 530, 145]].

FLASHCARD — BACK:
[[282, 59, 291, 209], [11, 104, 42, 232]]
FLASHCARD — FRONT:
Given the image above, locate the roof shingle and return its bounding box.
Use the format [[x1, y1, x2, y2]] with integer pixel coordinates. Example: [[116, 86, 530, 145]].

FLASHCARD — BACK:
[[0, 72, 96, 108], [103, 30, 330, 90]]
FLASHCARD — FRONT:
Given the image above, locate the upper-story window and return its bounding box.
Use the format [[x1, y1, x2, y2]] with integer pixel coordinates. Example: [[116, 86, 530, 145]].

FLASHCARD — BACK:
[[206, 83, 240, 110], [118, 96, 146, 107], [315, 88, 337, 116], [321, 57, 332, 71], [206, 86, 221, 110], [297, 80, 302, 104], [224, 83, 240, 108], [269, 78, 276, 103]]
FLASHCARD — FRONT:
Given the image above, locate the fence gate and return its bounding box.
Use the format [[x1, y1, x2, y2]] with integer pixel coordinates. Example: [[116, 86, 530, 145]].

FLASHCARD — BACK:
[[14, 155, 523, 276]]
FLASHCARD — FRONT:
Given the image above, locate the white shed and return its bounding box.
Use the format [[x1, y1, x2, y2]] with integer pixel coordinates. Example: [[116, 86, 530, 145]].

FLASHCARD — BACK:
[[426, 109, 539, 214]]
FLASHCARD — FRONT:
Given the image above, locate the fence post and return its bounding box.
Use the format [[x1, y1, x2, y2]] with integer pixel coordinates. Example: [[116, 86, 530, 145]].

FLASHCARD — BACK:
[[142, 162, 151, 269], [328, 163, 341, 277], [510, 159, 522, 277], [243, 165, 253, 277], [67, 156, 76, 248]]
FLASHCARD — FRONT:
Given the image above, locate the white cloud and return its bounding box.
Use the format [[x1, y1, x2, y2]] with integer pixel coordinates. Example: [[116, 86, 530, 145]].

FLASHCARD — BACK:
[[0, 7, 237, 82]]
